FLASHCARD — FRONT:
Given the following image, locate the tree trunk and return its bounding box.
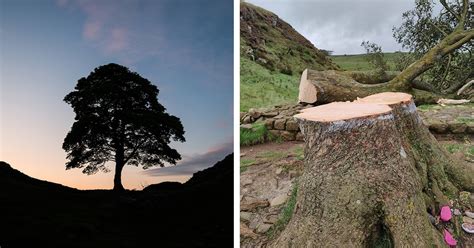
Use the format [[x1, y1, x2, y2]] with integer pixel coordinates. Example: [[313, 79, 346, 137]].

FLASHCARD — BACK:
[[298, 69, 446, 105], [113, 146, 125, 191], [387, 29, 474, 90], [272, 93, 473, 247], [355, 93, 474, 202]]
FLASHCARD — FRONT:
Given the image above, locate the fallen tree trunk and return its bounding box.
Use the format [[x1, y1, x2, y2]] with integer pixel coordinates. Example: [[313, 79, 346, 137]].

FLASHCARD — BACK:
[[298, 69, 447, 105], [273, 92, 473, 247], [298, 0, 473, 105]]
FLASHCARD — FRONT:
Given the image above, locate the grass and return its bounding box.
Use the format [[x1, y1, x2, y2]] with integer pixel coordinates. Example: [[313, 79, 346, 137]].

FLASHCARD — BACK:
[[258, 150, 286, 160], [468, 146, 474, 157], [267, 182, 298, 238], [240, 159, 256, 173], [443, 143, 474, 160], [445, 144, 463, 154], [293, 146, 304, 161], [417, 104, 441, 111], [240, 57, 299, 112], [330, 52, 400, 71], [418, 103, 474, 112], [456, 117, 474, 124], [240, 122, 269, 146]]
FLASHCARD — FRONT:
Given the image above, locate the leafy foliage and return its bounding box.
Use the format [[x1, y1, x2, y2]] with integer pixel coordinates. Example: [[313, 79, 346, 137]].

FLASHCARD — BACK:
[[63, 63, 185, 175], [360, 41, 389, 78], [392, 0, 473, 93]]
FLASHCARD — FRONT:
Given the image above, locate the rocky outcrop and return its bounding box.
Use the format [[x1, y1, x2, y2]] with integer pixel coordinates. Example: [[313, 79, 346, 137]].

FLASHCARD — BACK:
[[240, 2, 338, 75]]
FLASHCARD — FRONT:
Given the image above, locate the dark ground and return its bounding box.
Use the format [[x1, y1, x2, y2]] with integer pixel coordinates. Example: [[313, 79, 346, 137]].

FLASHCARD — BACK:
[[0, 154, 233, 248]]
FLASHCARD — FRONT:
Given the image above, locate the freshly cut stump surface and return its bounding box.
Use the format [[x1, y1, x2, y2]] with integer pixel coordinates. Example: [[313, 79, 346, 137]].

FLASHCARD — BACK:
[[271, 92, 474, 247], [355, 92, 413, 105], [296, 102, 391, 122]]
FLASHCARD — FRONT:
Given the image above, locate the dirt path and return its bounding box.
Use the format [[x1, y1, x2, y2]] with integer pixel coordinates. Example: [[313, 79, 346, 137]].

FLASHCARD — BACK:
[[240, 141, 303, 247], [240, 135, 473, 247]]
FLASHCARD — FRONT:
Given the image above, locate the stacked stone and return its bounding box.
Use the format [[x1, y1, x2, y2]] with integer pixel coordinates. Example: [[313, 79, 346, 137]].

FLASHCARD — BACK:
[[241, 103, 474, 138], [240, 104, 311, 141]]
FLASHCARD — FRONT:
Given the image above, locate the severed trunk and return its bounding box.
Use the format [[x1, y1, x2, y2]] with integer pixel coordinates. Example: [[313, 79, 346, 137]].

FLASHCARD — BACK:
[[298, 69, 446, 105], [298, 28, 474, 105], [272, 92, 473, 247], [387, 28, 474, 90]]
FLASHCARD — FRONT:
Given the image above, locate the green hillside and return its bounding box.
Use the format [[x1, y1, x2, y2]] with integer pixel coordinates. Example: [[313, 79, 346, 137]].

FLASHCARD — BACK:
[[240, 57, 299, 112], [330, 53, 400, 71], [240, 2, 338, 112], [240, 3, 338, 75]]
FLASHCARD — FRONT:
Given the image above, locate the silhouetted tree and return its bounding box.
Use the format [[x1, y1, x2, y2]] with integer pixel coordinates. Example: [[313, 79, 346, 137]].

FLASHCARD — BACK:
[[63, 63, 185, 191]]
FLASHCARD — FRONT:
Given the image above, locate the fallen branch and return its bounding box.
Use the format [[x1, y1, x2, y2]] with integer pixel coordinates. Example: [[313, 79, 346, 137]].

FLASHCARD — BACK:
[[437, 98, 470, 105], [456, 79, 473, 95]]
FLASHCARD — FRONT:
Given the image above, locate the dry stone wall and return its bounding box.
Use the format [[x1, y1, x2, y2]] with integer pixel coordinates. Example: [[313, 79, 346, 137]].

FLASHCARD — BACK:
[[241, 103, 474, 141], [240, 104, 312, 141]]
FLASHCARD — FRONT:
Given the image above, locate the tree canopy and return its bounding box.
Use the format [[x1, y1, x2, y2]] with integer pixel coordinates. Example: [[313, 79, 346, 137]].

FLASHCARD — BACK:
[[393, 0, 473, 93], [63, 63, 185, 190]]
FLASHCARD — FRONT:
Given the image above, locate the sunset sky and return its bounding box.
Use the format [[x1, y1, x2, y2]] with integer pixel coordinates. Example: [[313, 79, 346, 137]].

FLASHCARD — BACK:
[[0, 0, 233, 189]]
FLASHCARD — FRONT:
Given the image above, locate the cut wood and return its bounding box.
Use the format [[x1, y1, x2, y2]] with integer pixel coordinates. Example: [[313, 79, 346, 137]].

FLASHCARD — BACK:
[[297, 69, 444, 105], [296, 102, 392, 122], [436, 98, 470, 105], [273, 92, 473, 247], [457, 79, 473, 96]]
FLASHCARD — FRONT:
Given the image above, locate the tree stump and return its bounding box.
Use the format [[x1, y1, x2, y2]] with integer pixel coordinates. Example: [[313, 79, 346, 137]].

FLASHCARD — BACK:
[[356, 93, 473, 203], [272, 92, 473, 247]]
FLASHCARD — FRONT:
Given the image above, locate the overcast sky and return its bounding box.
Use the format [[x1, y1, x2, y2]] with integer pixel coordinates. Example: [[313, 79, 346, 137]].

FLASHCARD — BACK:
[[247, 0, 417, 55]]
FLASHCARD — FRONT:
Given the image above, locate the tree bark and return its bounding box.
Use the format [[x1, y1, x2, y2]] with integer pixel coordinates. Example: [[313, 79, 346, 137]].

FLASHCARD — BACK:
[[113, 146, 125, 191], [298, 69, 446, 105], [272, 93, 473, 247], [356, 93, 474, 203], [387, 29, 474, 90]]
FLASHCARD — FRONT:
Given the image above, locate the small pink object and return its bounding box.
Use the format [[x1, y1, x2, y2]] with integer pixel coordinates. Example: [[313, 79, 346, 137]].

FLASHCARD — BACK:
[[443, 229, 457, 247], [440, 206, 452, 222]]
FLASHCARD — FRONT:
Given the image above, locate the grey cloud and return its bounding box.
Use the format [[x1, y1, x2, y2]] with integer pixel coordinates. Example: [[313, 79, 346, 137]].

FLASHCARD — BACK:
[[247, 0, 416, 54], [143, 139, 233, 177]]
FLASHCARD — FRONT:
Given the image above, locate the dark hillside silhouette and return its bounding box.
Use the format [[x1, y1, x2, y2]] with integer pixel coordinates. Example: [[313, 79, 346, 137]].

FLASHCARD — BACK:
[[0, 154, 233, 248], [63, 63, 185, 191]]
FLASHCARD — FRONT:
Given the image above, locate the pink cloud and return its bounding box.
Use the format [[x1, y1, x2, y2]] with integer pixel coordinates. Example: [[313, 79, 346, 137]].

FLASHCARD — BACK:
[[57, 0, 164, 64], [105, 27, 128, 53], [83, 20, 101, 40], [56, 0, 69, 7]]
